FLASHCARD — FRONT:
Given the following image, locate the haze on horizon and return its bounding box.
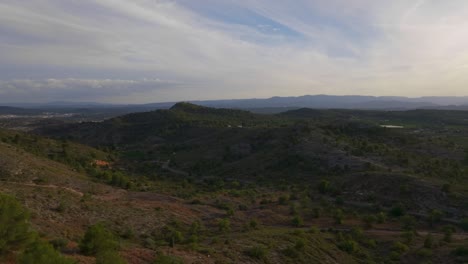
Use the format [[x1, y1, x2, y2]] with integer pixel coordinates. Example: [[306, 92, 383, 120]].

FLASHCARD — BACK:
[[1, 0, 468, 104]]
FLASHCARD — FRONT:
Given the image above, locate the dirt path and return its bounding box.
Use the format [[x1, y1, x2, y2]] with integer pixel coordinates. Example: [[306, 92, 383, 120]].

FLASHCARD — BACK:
[[0, 181, 84, 197], [161, 160, 189, 176]]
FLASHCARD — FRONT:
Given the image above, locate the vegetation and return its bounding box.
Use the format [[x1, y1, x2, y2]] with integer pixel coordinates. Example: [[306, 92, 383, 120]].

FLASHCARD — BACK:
[[3, 104, 468, 263], [0, 193, 72, 263]]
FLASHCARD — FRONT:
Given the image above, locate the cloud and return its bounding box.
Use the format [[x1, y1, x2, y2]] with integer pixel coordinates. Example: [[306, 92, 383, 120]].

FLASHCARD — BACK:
[[0, 79, 180, 103], [1, 0, 468, 103]]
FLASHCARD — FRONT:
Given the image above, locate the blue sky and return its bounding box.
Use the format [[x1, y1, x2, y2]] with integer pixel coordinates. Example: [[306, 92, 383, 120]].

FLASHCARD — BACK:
[[1, 0, 468, 103]]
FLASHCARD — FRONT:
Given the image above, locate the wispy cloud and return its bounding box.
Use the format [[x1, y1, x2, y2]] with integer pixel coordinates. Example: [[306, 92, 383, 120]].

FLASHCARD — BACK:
[[0, 78, 180, 103], [1, 0, 468, 103]]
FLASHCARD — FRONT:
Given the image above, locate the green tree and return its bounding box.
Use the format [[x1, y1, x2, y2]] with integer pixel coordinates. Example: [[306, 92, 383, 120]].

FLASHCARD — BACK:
[[291, 215, 304, 227], [19, 240, 75, 264], [218, 218, 231, 233], [154, 254, 183, 264], [428, 209, 443, 227], [424, 234, 433, 249], [79, 223, 119, 256], [317, 180, 330, 194], [0, 193, 35, 255], [334, 209, 344, 225], [96, 250, 126, 264], [362, 214, 377, 229]]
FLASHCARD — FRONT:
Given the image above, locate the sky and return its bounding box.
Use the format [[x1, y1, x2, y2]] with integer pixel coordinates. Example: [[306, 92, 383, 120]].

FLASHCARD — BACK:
[[1, 0, 468, 103]]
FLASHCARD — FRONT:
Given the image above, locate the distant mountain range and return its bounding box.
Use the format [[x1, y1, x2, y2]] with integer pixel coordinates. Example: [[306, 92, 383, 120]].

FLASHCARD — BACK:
[[145, 95, 468, 111], [3, 95, 468, 113]]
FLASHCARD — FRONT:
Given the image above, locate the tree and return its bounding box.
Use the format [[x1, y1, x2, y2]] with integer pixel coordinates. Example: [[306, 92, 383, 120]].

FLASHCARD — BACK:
[[0, 193, 35, 255], [362, 214, 377, 229], [428, 209, 443, 227], [80, 223, 119, 256], [218, 218, 231, 233], [424, 234, 433, 249], [443, 225, 455, 243], [291, 215, 304, 227], [19, 240, 75, 264], [96, 250, 126, 264], [334, 209, 344, 225], [317, 180, 330, 194]]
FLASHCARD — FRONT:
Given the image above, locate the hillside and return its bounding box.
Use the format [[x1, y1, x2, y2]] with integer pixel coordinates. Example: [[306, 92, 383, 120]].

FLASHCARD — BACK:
[[2, 104, 468, 263]]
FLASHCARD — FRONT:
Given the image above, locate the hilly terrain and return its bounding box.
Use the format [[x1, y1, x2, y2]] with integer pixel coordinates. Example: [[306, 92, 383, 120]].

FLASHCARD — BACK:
[[2, 103, 468, 263]]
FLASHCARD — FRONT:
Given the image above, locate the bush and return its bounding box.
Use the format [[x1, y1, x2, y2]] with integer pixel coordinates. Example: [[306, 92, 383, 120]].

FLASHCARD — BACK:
[[50, 238, 68, 251], [389, 204, 405, 217], [291, 215, 304, 227], [453, 246, 468, 256], [401, 230, 414, 244], [311, 207, 321, 218], [295, 238, 306, 251], [96, 250, 126, 264], [377, 212, 386, 223], [417, 248, 432, 258], [0, 193, 35, 254], [424, 234, 433, 249], [333, 209, 344, 225], [362, 214, 377, 229], [282, 246, 299, 258], [80, 223, 119, 256], [338, 240, 358, 253], [218, 218, 231, 233], [246, 246, 268, 259], [317, 180, 330, 194], [392, 241, 409, 253], [19, 240, 75, 264], [154, 254, 184, 264], [460, 218, 468, 231], [401, 215, 416, 231], [278, 195, 289, 205], [249, 219, 259, 230], [443, 225, 455, 243]]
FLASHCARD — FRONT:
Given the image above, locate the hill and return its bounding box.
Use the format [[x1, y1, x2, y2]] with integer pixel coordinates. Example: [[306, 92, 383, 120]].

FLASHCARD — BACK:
[[3, 104, 468, 263]]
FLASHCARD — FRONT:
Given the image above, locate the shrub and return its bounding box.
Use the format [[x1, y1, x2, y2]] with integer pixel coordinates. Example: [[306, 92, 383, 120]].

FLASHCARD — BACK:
[[19, 240, 75, 264], [218, 218, 231, 233], [80, 223, 119, 256], [417, 248, 432, 258], [401, 215, 416, 231], [96, 250, 126, 264], [294, 238, 306, 251], [443, 225, 455, 243], [317, 180, 330, 194], [362, 214, 377, 229], [154, 254, 184, 264], [249, 219, 259, 230], [377, 212, 386, 223], [453, 246, 468, 256], [460, 218, 468, 231], [338, 240, 358, 253], [401, 230, 414, 244], [333, 209, 344, 225], [291, 215, 304, 227], [246, 246, 268, 260], [278, 195, 289, 205], [391, 241, 409, 253], [311, 207, 321, 218], [50, 238, 68, 251], [389, 204, 405, 217], [282, 246, 299, 258], [0, 193, 35, 254], [424, 234, 433, 249]]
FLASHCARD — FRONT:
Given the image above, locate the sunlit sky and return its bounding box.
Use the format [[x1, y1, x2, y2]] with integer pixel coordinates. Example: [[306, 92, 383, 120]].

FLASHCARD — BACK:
[[1, 0, 468, 103]]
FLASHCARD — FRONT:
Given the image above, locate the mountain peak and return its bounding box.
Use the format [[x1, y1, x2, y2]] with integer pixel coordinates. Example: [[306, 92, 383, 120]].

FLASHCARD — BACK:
[[170, 102, 206, 111]]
